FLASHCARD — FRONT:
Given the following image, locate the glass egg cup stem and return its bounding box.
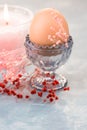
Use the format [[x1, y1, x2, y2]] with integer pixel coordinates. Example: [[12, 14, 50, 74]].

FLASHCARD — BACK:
[[30, 68, 67, 90]]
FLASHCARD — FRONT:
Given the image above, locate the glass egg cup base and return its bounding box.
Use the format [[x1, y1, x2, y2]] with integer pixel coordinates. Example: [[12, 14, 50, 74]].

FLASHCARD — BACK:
[[30, 70, 68, 91]]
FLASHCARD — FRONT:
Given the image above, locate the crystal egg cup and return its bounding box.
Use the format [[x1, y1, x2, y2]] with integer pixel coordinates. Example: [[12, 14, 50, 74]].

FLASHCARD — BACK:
[[24, 35, 73, 90]]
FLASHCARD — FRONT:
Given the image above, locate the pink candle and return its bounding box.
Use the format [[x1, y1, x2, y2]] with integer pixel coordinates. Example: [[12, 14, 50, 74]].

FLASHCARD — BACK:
[[0, 5, 33, 51]]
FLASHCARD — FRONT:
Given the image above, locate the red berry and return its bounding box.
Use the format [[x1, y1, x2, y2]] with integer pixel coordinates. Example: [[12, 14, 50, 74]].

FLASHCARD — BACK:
[[3, 79, 8, 84], [3, 88, 11, 96], [52, 82, 56, 86], [16, 82, 20, 89], [8, 78, 11, 80], [63, 87, 70, 91], [54, 80, 59, 85], [55, 96, 59, 100], [49, 89, 54, 93], [47, 93, 53, 98], [3, 88, 9, 93], [7, 91, 11, 96], [15, 78, 19, 82], [38, 92, 43, 97], [52, 94, 56, 97], [25, 95, 30, 99], [42, 81, 46, 86], [31, 89, 36, 94], [12, 81, 15, 85], [52, 80, 59, 86], [18, 74, 22, 78], [42, 87, 47, 92], [11, 90, 16, 96], [49, 89, 53, 93], [47, 95, 50, 98], [51, 75, 55, 79], [0, 83, 5, 88], [46, 73, 50, 77], [17, 94, 23, 99], [12, 78, 19, 84], [49, 98, 54, 102], [0, 89, 2, 93]]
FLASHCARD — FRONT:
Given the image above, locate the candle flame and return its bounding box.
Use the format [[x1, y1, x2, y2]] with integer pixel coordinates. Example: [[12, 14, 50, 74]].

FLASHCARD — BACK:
[[4, 4, 9, 25]]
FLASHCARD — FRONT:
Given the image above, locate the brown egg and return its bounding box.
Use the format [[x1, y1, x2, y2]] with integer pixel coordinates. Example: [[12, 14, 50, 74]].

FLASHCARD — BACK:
[[30, 8, 69, 46]]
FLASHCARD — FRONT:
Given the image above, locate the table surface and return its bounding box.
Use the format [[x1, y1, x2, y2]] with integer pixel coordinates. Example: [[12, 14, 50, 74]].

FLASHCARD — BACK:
[[0, 0, 87, 130]]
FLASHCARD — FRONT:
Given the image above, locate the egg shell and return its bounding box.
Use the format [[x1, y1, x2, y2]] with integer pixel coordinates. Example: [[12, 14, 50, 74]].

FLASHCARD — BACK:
[[30, 8, 69, 46]]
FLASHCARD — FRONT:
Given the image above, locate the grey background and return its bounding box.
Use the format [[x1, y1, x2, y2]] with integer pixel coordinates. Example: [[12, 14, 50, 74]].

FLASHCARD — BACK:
[[0, 0, 87, 130]]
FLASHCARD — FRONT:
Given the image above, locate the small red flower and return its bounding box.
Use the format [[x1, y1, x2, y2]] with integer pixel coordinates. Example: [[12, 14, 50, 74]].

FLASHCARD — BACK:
[[46, 73, 50, 77], [49, 98, 54, 102], [47, 93, 53, 98], [47, 95, 50, 98], [11, 90, 16, 96], [0, 89, 2, 93], [12, 78, 19, 84], [7, 91, 12, 96], [63, 87, 70, 91], [3, 88, 9, 93], [53, 93, 55, 97], [12, 81, 15, 85], [0, 83, 5, 88], [42, 81, 47, 86], [42, 87, 47, 92], [38, 92, 43, 97], [54, 80, 59, 85], [25, 95, 30, 99], [17, 94, 23, 99], [15, 82, 20, 89], [55, 96, 59, 100], [3, 79, 8, 84], [31, 89, 36, 94], [18, 74, 22, 78], [52, 82, 56, 86], [52, 80, 59, 86], [49, 89, 54, 93]]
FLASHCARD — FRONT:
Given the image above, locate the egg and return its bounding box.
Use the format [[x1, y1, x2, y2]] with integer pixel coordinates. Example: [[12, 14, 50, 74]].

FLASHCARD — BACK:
[[30, 8, 69, 46]]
